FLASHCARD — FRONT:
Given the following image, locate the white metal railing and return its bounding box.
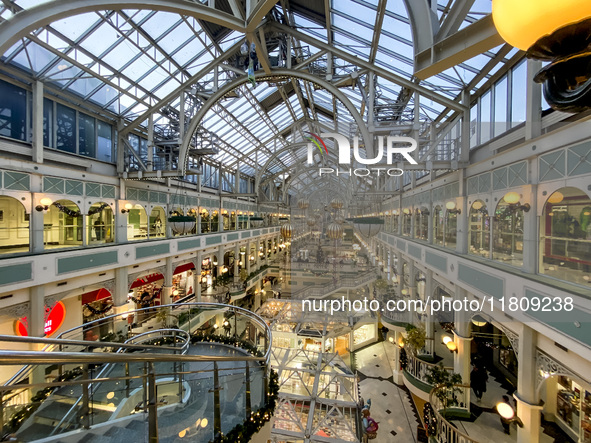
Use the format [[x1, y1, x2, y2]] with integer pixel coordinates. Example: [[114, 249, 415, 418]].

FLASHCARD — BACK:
[[429, 384, 478, 443], [405, 352, 453, 386]]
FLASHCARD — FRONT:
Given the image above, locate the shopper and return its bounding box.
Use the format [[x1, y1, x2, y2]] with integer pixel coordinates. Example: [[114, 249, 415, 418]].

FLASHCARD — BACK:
[[499, 395, 513, 435], [361, 407, 378, 441], [470, 364, 488, 402]]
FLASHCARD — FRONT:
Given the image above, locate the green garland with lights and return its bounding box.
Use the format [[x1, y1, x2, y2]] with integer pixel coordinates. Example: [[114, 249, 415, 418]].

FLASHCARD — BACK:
[[190, 332, 264, 358], [209, 369, 279, 443], [422, 402, 437, 436], [6, 367, 83, 433]]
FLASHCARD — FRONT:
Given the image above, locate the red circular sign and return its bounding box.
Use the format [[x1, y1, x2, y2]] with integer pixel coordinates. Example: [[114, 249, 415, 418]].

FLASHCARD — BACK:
[[44, 301, 66, 337]]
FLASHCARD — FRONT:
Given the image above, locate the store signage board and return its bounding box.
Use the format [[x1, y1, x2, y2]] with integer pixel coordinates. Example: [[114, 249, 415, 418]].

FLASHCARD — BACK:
[[14, 301, 66, 337]]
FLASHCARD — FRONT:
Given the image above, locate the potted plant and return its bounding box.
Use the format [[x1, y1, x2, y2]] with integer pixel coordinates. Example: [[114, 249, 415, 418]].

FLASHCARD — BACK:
[[425, 363, 463, 417]]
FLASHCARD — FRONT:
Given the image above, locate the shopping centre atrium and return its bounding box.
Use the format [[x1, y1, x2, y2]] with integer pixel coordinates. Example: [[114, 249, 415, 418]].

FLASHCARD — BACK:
[[0, 0, 590, 442]]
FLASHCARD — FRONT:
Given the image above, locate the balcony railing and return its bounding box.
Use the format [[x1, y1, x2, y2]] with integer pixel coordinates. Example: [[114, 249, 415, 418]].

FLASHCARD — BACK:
[[428, 383, 477, 443], [0, 302, 274, 442]]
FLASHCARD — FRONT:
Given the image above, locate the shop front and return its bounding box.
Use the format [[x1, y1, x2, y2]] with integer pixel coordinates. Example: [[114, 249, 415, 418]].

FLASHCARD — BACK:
[[351, 323, 377, 351], [128, 273, 163, 323]]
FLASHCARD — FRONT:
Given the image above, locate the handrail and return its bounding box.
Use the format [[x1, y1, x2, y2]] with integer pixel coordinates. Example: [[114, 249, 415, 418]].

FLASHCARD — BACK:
[[0, 349, 266, 365], [48, 328, 190, 436], [0, 334, 181, 353], [405, 351, 453, 385], [428, 383, 479, 443], [3, 302, 272, 389]]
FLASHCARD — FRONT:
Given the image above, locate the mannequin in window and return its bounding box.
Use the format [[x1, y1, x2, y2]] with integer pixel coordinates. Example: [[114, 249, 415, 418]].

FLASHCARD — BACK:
[[154, 217, 163, 236]]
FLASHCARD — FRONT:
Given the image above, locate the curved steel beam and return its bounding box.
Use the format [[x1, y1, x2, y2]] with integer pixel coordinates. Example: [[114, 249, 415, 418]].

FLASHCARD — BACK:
[[0, 0, 245, 56], [180, 69, 372, 175], [402, 0, 438, 57]]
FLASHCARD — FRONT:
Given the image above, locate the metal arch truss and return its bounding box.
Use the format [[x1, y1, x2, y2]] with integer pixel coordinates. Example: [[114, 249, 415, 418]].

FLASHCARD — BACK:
[[179, 69, 373, 176], [0, 0, 248, 56]]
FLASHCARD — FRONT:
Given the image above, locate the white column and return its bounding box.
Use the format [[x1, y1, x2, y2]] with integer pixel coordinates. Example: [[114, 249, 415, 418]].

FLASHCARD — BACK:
[[31, 195, 45, 253], [234, 244, 240, 283], [424, 270, 434, 355], [525, 59, 542, 141], [453, 287, 472, 384], [195, 252, 202, 302], [455, 195, 468, 254], [522, 182, 538, 274], [515, 324, 542, 443], [113, 266, 129, 307], [162, 257, 173, 305]]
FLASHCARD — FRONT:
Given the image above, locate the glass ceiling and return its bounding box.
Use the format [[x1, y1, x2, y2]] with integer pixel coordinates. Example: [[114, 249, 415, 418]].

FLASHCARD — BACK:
[[0, 0, 519, 192]]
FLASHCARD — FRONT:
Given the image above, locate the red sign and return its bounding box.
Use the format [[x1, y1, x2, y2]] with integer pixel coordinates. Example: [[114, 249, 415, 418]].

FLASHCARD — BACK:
[[44, 301, 66, 337], [14, 301, 66, 337]]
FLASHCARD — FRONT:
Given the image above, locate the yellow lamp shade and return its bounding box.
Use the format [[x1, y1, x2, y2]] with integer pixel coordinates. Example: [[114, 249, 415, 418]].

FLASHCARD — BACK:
[[446, 341, 458, 352], [445, 201, 456, 211], [442, 335, 453, 345], [547, 191, 564, 204], [472, 201, 483, 210], [503, 191, 521, 205], [40, 197, 53, 206], [492, 0, 591, 51]]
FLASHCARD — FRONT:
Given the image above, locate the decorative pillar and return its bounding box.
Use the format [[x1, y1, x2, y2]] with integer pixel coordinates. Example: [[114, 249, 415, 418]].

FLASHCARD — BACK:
[[195, 252, 202, 302], [217, 246, 224, 279], [393, 331, 404, 384], [522, 182, 538, 274], [424, 270, 434, 355], [113, 266, 129, 307], [29, 286, 45, 338], [115, 199, 129, 244], [453, 287, 472, 385], [234, 244, 240, 284], [246, 242, 252, 275], [515, 324, 542, 443], [161, 257, 173, 306], [455, 195, 468, 254], [31, 195, 45, 253]]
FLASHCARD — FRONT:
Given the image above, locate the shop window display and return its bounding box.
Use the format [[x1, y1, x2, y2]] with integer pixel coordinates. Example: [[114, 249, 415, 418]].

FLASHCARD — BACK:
[[492, 198, 524, 267], [149, 206, 166, 238], [0, 196, 29, 254], [540, 188, 591, 286], [87, 202, 114, 244], [469, 200, 490, 257], [126, 204, 148, 241], [556, 376, 591, 442]]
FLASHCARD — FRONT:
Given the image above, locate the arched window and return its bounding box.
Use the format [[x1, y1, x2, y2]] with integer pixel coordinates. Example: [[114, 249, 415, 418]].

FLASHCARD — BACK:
[[391, 212, 399, 233], [45, 199, 82, 248], [87, 202, 114, 244], [493, 197, 524, 267], [444, 209, 458, 249], [415, 208, 429, 240], [126, 204, 148, 241], [433, 206, 444, 245], [468, 200, 490, 257], [540, 187, 591, 285], [149, 206, 166, 237], [0, 195, 29, 254], [402, 209, 412, 236], [201, 208, 210, 233]]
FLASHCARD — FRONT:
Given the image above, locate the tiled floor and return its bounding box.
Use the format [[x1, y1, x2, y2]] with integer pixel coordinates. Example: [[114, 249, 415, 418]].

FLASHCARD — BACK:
[[356, 341, 419, 442]]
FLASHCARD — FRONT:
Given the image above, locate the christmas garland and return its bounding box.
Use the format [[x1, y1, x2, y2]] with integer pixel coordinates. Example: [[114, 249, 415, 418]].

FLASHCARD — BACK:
[[190, 332, 264, 358], [423, 402, 437, 436], [83, 303, 113, 316], [50, 202, 110, 218], [6, 367, 83, 432], [209, 369, 279, 443], [88, 203, 110, 216]]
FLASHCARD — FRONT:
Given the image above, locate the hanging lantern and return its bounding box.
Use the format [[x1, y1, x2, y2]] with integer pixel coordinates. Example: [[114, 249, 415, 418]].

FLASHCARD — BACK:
[[167, 215, 196, 234], [492, 0, 591, 112], [326, 222, 344, 240], [298, 199, 310, 209], [346, 216, 384, 238], [330, 198, 344, 209], [547, 191, 564, 204], [280, 223, 293, 239]]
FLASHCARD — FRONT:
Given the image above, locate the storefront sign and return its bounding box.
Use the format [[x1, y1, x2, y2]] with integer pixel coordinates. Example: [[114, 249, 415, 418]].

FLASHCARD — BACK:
[[14, 301, 66, 337]]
